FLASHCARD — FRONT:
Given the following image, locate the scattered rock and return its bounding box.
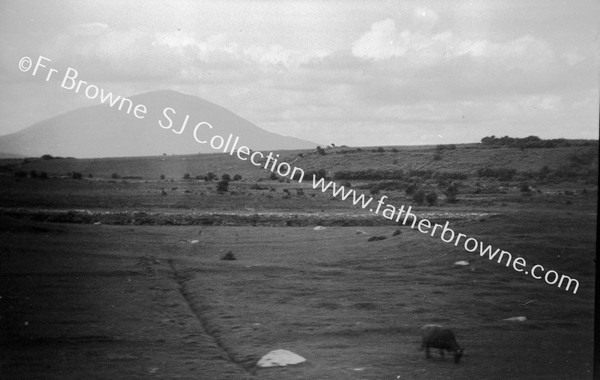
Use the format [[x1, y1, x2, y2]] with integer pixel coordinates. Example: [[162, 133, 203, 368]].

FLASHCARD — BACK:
[[189, 240, 199, 244], [355, 229, 367, 235], [454, 260, 469, 266], [314, 226, 326, 231], [367, 236, 387, 242], [503, 316, 527, 322], [220, 251, 236, 261], [257, 349, 306, 368]]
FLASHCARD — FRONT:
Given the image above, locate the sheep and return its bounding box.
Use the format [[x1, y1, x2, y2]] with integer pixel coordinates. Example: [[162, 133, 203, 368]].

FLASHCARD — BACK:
[[420, 324, 464, 364]]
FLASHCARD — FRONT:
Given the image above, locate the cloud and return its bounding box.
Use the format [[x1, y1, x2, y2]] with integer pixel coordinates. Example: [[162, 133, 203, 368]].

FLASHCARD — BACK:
[[351, 19, 401, 60], [412, 7, 440, 30], [352, 17, 559, 74], [71, 22, 110, 36]]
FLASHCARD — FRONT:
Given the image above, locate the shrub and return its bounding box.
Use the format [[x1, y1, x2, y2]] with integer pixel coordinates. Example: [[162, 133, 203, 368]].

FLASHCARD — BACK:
[[72, 172, 83, 180], [334, 169, 404, 181], [222, 173, 231, 182], [520, 183, 531, 193], [412, 188, 426, 205], [15, 171, 27, 178], [376, 147, 385, 153], [445, 183, 459, 203], [39, 171, 48, 179], [217, 180, 229, 192], [538, 166, 550, 180], [307, 169, 328, 181], [220, 251, 236, 260], [436, 144, 457, 151], [433, 171, 469, 181], [362, 181, 403, 193], [233, 174, 242, 181], [476, 167, 517, 181], [160, 174, 165, 180], [111, 173, 120, 179], [183, 173, 191, 180], [269, 172, 278, 181], [29, 170, 38, 178], [433, 152, 442, 161], [405, 183, 418, 196], [206, 172, 217, 181], [367, 236, 387, 242], [41, 154, 54, 160], [425, 191, 438, 206]]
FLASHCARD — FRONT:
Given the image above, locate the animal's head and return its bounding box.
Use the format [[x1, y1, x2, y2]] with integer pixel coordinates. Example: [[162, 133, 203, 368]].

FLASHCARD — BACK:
[[454, 348, 464, 364]]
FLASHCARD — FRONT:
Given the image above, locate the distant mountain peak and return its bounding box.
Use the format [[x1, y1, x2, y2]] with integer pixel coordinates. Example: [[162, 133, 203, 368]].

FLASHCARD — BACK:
[[0, 91, 317, 158]]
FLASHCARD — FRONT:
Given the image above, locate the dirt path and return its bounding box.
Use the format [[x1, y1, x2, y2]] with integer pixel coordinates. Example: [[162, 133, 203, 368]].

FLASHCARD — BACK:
[[0, 218, 252, 379]]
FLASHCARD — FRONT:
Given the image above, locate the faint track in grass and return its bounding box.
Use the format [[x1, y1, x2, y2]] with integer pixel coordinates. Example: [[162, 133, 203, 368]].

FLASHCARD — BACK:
[[167, 258, 257, 376]]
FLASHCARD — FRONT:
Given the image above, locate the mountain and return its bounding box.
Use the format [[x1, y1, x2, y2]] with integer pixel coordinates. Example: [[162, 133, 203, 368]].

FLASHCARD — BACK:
[[0, 90, 318, 158]]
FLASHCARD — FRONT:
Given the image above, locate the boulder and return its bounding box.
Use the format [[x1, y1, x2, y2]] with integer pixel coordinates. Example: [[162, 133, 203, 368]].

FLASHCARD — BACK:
[[257, 349, 306, 368]]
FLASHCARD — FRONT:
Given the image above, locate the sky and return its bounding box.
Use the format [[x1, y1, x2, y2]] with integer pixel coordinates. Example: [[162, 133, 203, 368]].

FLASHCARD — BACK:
[[0, 0, 598, 147]]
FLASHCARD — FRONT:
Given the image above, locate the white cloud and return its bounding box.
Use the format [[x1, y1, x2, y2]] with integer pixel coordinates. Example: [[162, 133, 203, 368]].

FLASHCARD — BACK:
[[352, 19, 402, 60], [71, 22, 110, 36], [412, 7, 440, 30], [562, 51, 586, 66], [352, 17, 558, 74]]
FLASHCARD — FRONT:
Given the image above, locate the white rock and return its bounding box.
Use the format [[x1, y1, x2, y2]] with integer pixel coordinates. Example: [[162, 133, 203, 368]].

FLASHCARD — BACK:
[[503, 316, 527, 322], [313, 226, 326, 231], [454, 260, 469, 266], [189, 240, 199, 244], [257, 349, 306, 368]]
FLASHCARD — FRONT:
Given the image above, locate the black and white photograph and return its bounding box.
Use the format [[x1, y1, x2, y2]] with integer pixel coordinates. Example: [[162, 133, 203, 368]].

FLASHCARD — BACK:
[[0, 1, 597, 378]]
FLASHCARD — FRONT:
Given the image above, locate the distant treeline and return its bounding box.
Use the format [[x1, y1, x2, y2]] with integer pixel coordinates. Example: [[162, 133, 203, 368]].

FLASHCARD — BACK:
[[333, 169, 468, 181], [480, 135, 598, 149]]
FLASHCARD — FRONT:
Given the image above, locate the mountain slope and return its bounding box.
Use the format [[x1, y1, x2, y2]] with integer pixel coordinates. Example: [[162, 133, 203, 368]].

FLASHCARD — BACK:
[[0, 90, 317, 158]]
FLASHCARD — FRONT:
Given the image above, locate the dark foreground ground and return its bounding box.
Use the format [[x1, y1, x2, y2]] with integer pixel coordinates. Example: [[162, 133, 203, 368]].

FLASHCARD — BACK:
[[0, 205, 595, 379]]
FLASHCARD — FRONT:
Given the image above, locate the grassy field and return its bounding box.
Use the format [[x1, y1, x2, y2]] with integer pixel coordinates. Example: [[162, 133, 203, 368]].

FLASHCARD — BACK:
[[0, 142, 597, 379]]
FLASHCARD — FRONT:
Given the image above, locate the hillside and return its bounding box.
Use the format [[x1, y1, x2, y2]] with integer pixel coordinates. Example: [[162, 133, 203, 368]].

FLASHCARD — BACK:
[[0, 90, 317, 158], [2, 142, 597, 184]]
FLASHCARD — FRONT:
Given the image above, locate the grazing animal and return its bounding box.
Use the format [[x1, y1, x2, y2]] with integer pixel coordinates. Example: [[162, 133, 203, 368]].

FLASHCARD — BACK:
[[420, 324, 464, 364]]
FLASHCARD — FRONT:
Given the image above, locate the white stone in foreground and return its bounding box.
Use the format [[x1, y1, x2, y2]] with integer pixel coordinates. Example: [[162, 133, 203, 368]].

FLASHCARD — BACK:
[[257, 349, 306, 368], [454, 260, 469, 266], [503, 316, 527, 322]]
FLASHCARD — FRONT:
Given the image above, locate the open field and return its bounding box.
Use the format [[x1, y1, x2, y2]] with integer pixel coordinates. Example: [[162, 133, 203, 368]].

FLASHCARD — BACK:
[[0, 142, 597, 379]]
